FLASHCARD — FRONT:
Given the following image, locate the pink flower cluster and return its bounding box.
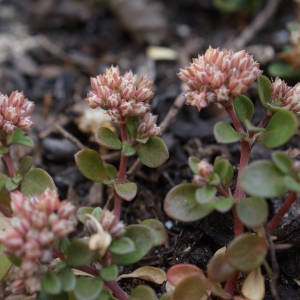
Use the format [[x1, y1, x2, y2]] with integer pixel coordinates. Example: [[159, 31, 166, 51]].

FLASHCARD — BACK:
[[192, 160, 214, 187], [178, 47, 262, 111], [86, 66, 154, 122], [85, 209, 126, 239], [137, 112, 161, 139], [271, 77, 300, 115], [1, 188, 76, 294], [0, 91, 34, 135]]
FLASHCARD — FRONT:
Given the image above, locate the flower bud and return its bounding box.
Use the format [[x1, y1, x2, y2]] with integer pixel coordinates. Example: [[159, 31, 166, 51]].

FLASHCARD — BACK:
[[10, 279, 26, 295]]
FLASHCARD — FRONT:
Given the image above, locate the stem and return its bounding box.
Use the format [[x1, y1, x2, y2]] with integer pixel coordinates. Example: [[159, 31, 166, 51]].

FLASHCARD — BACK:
[[224, 271, 239, 297], [105, 281, 129, 300], [257, 112, 271, 128], [0, 203, 12, 217], [268, 192, 297, 233], [113, 123, 129, 220], [224, 104, 245, 134], [1, 139, 15, 177], [216, 184, 229, 198]]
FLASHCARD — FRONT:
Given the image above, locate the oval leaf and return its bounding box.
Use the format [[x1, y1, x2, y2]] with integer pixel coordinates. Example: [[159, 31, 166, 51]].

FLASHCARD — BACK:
[[137, 136, 169, 168], [114, 182, 137, 201], [21, 168, 55, 196], [105, 164, 118, 180], [101, 265, 118, 282], [164, 184, 215, 222], [195, 185, 217, 204], [173, 275, 206, 300], [214, 197, 234, 213], [272, 151, 293, 174], [57, 267, 76, 292], [19, 156, 33, 175], [236, 197, 268, 229], [122, 141, 137, 156], [239, 161, 286, 197], [241, 268, 265, 300], [207, 252, 236, 283], [188, 157, 201, 175], [75, 149, 108, 182], [233, 95, 254, 125], [214, 121, 245, 144], [66, 239, 96, 267], [0, 147, 9, 154], [141, 219, 168, 247], [259, 110, 298, 148], [227, 234, 267, 272], [257, 75, 272, 108], [7, 129, 34, 147], [284, 175, 300, 192], [74, 276, 103, 300], [95, 127, 122, 150], [76, 207, 94, 224], [113, 225, 155, 265], [41, 271, 62, 295], [129, 285, 156, 300], [109, 236, 136, 255], [167, 264, 205, 287]]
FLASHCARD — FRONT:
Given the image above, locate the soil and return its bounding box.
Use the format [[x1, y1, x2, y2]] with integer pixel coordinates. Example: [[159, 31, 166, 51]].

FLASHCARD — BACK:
[[1, 0, 300, 299]]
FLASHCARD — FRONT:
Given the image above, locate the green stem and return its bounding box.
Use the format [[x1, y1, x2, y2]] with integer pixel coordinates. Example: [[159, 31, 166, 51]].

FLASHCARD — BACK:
[[268, 192, 297, 233], [1, 139, 15, 177], [113, 123, 129, 220]]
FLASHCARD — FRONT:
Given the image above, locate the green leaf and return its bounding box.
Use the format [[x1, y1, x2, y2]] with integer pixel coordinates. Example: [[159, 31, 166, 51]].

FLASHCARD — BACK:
[[5, 179, 18, 191], [0, 147, 9, 154], [76, 207, 94, 224], [122, 141, 136, 156], [109, 237, 136, 255], [267, 102, 291, 114], [0, 190, 11, 209], [141, 219, 168, 247], [7, 256, 21, 267], [105, 164, 118, 180], [272, 151, 293, 174], [126, 116, 139, 138], [66, 239, 96, 267], [257, 75, 272, 108], [137, 136, 169, 168], [0, 174, 8, 191], [75, 149, 109, 182], [214, 197, 234, 213], [19, 156, 33, 174], [0, 244, 11, 282], [60, 238, 70, 254], [214, 121, 245, 144], [7, 129, 34, 147], [136, 137, 149, 144], [207, 252, 236, 283], [195, 185, 217, 204], [57, 267, 76, 292], [12, 171, 22, 184], [129, 285, 156, 300], [227, 234, 267, 272], [92, 207, 103, 220], [233, 95, 254, 125], [20, 168, 55, 196], [74, 276, 103, 300], [268, 63, 300, 79], [259, 110, 298, 148], [236, 197, 268, 228], [95, 290, 117, 300], [284, 175, 300, 192], [188, 157, 201, 174], [114, 182, 137, 201], [41, 271, 62, 295], [209, 173, 221, 186], [173, 275, 206, 300], [214, 157, 233, 188], [244, 120, 266, 133], [95, 127, 122, 150], [100, 265, 118, 282], [240, 161, 286, 197], [113, 225, 155, 265], [164, 184, 215, 222]]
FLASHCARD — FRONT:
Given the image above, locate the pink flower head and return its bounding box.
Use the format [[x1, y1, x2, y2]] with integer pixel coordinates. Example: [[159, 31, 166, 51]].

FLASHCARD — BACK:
[[86, 66, 154, 122], [99, 209, 126, 239], [0, 91, 34, 135], [270, 77, 300, 115], [137, 112, 161, 139], [178, 47, 262, 111], [192, 160, 214, 187]]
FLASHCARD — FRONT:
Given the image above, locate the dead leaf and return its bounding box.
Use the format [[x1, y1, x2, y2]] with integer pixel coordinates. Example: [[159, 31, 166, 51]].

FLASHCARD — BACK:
[[117, 266, 166, 284], [241, 268, 265, 300]]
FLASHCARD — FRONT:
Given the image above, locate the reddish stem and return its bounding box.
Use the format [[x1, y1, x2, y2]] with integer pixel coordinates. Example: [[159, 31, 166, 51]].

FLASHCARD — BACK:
[[0, 203, 12, 217], [257, 112, 271, 128], [216, 184, 229, 198], [1, 139, 15, 177], [224, 271, 239, 297], [268, 192, 297, 233], [113, 123, 129, 220], [224, 104, 245, 134], [105, 281, 129, 300]]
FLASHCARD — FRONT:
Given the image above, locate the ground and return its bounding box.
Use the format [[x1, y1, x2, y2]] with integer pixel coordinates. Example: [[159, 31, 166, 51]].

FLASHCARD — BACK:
[[1, 0, 300, 299]]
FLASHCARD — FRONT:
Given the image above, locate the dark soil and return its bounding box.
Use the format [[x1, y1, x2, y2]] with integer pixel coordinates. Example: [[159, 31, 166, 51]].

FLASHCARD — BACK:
[[1, 0, 300, 299]]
